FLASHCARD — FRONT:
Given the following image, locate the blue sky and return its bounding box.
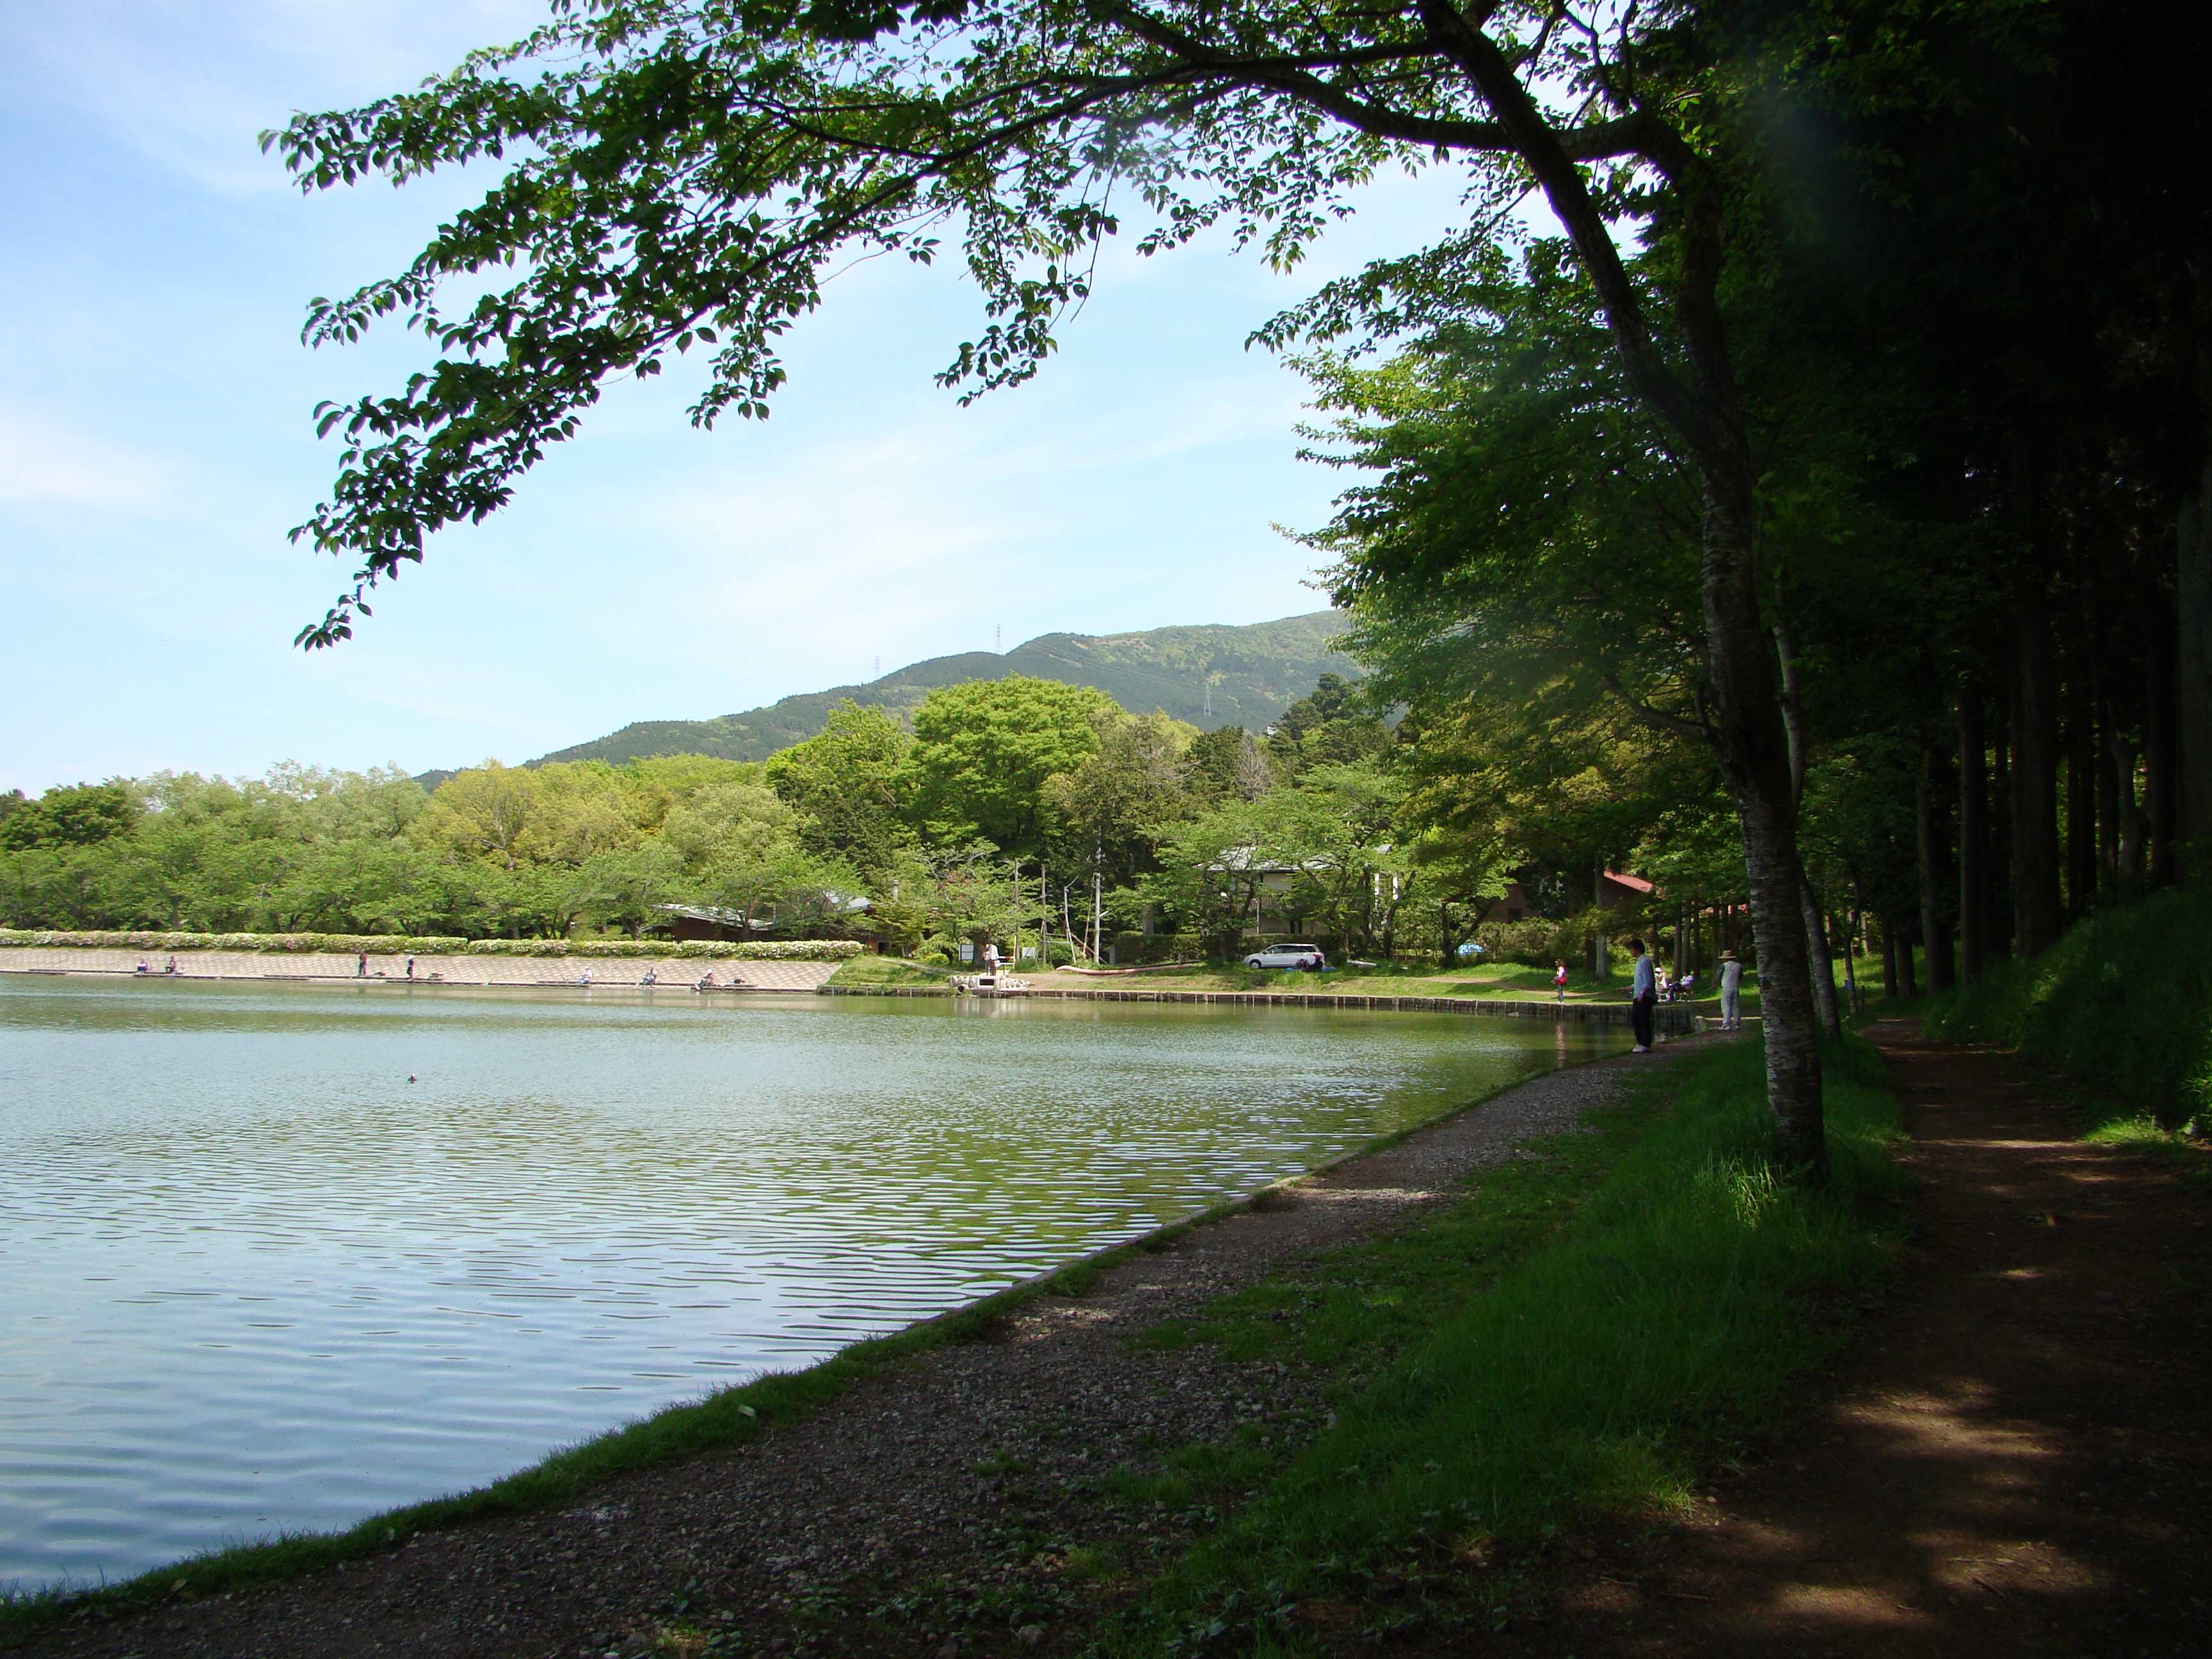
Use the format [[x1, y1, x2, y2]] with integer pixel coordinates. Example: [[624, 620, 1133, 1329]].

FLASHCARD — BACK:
[[1, 1, 1480, 794]]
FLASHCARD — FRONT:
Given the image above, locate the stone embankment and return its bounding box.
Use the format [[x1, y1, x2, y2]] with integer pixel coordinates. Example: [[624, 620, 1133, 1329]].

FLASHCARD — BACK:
[[0, 948, 842, 992]]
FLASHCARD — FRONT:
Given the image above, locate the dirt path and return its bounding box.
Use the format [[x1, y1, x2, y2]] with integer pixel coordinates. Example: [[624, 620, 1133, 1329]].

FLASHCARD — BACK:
[[1499, 1020, 2212, 1659], [11, 1039, 1713, 1659]]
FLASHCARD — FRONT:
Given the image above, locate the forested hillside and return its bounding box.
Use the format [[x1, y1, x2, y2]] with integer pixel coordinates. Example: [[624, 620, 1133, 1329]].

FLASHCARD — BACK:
[[533, 611, 1357, 766]]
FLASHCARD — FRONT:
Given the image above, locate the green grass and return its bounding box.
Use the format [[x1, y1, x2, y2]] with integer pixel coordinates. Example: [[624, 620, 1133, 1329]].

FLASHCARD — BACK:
[[824, 955, 953, 988], [1039, 960, 1664, 1004], [1925, 886, 2212, 1131], [1103, 1034, 1905, 1655]]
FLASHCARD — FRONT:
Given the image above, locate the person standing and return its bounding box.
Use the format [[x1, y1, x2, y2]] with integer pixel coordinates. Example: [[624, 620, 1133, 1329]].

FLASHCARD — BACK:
[[1553, 959, 1569, 1002], [1719, 950, 1743, 1030], [982, 939, 1000, 975], [357, 952, 369, 977], [405, 954, 415, 981], [1628, 936, 1656, 1053]]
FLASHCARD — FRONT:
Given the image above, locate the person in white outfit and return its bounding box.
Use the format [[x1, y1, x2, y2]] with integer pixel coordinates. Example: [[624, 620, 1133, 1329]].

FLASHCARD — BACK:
[[1719, 950, 1744, 1030]]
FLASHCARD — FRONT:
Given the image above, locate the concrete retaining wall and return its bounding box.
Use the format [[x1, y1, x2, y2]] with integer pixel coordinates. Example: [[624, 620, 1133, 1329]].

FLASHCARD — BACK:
[[0, 948, 840, 992]]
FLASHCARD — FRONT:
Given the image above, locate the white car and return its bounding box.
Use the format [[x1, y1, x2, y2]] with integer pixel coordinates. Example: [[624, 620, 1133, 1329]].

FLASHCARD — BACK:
[[1245, 944, 1328, 971]]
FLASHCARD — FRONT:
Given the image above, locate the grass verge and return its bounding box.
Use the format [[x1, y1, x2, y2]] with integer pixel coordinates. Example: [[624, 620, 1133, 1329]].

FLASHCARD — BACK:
[[1102, 1033, 1905, 1655], [823, 956, 954, 989], [1925, 886, 2212, 1134]]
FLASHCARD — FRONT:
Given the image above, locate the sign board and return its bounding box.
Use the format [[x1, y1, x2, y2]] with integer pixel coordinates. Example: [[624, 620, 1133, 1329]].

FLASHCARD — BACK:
[[1020, 946, 1036, 960], [958, 940, 975, 963]]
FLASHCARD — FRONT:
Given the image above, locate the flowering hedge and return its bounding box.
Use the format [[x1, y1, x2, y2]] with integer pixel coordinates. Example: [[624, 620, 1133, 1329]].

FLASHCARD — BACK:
[[469, 938, 864, 961], [0, 930, 862, 961], [0, 929, 468, 954]]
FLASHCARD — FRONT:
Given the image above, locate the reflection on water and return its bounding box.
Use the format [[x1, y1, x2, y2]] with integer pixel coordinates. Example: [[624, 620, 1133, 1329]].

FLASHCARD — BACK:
[[0, 977, 1621, 1587]]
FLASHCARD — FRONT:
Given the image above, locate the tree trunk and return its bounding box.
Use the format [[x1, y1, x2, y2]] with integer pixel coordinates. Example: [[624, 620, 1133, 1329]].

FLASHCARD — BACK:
[[1898, 915, 1919, 1000], [2096, 694, 2122, 896], [2010, 582, 2063, 955], [1959, 687, 1989, 984], [1917, 743, 1957, 992], [1991, 728, 2014, 956], [1591, 856, 1608, 981], [2179, 486, 2212, 874], [1880, 920, 1900, 1003], [1437, 15, 1821, 1176], [1800, 873, 1841, 1036], [2149, 605, 2179, 883], [2066, 684, 2096, 917]]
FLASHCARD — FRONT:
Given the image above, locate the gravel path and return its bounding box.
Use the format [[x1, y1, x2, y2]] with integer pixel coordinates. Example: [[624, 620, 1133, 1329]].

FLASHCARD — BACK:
[[13, 1038, 1724, 1659]]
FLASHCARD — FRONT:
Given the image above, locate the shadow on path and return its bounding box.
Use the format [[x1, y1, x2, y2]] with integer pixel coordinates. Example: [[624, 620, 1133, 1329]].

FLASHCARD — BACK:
[[1500, 1019, 2211, 1658]]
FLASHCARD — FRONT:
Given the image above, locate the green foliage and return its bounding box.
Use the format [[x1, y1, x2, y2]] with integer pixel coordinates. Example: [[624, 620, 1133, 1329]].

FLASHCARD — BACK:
[[1109, 1035, 1903, 1649], [907, 675, 1114, 855], [261, 1, 1669, 645], [1185, 726, 1278, 807], [1043, 709, 1198, 883], [764, 701, 913, 874], [1926, 889, 2212, 1130], [0, 781, 138, 850]]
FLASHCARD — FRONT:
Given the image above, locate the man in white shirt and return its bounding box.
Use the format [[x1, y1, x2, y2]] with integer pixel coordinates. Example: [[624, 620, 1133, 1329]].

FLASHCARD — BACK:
[[1719, 950, 1744, 1029], [1628, 936, 1656, 1052]]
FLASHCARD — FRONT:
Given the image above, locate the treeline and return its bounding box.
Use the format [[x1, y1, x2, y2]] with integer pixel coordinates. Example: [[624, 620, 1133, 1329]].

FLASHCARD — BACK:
[[0, 673, 1541, 963]]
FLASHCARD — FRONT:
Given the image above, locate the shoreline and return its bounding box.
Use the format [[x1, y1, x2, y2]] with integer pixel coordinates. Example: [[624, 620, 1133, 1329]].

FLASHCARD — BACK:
[[1, 948, 1704, 1034]]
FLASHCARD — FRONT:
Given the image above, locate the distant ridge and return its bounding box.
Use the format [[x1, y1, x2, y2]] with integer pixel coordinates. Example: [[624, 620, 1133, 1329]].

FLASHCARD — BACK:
[[532, 611, 1358, 767]]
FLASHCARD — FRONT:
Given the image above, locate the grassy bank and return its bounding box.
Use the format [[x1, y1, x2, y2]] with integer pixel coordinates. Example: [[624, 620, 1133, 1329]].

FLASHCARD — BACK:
[[824, 955, 956, 988], [1105, 1034, 1904, 1655], [1032, 958, 1746, 1011], [1926, 887, 2212, 1132]]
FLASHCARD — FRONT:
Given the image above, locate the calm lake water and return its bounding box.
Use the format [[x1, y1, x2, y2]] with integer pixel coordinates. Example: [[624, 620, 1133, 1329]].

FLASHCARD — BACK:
[[0, 976, 1622, 1589]]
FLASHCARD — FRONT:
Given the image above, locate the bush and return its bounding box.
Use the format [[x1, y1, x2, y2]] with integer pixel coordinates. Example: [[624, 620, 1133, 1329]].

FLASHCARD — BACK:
[[1477, 913, 1592, 966], [1925, 886, 2212, 1127], [468, 937, 862, 960]]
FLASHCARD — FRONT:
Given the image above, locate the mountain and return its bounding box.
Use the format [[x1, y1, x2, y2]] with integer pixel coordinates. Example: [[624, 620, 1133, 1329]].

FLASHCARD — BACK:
[[532, 611, 1358, 767]]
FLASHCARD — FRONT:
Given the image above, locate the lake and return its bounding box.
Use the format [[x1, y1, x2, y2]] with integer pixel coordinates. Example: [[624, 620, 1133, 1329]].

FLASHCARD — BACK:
[[0, 975, 1622, 1589]]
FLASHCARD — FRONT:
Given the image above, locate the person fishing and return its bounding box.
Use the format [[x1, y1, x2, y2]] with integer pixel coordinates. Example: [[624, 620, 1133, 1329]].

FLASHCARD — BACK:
[[1627, 937, 1656, 1053]]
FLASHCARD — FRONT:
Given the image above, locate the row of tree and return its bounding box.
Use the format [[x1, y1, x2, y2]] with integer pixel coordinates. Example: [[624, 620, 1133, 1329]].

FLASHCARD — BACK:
[[0, 673, 1524, 961]]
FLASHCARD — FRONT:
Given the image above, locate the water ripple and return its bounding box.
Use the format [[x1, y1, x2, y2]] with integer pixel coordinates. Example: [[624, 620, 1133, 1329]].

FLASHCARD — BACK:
[[0, 978, 1620, 1587]]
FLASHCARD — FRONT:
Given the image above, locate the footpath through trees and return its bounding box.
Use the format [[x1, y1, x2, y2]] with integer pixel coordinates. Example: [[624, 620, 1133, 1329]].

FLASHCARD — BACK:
[[1464, 1021, 2210, 1659]]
